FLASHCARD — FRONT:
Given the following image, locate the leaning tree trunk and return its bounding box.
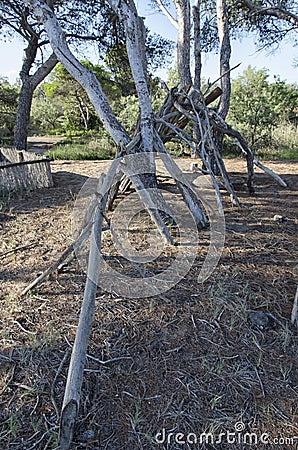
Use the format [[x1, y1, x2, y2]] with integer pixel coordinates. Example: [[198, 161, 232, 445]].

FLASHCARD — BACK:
[[14, 41, 58, 150]]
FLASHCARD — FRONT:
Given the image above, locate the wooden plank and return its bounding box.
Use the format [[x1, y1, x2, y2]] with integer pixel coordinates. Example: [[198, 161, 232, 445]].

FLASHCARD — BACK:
[[0, 147, 53, 194]]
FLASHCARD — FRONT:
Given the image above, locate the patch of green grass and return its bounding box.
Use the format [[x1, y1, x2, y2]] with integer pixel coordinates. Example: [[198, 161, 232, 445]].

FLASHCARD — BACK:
[[48, 136, 115, 160], [256, 148, 298, 160]]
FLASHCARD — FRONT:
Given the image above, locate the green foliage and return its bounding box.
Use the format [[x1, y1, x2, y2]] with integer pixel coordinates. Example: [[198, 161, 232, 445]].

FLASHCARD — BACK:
[[227, 66, 298, 153], [30, 85, 64, 134], [115, 95, 139, 132], [104, 19, 173, 96], [47, 132, 115, 160], [167, 65, 179, 88], [105, 43, 136, 96], [30, 61, 121, 134], [228, 0, 298, 49], [0, 77, 18, 141]]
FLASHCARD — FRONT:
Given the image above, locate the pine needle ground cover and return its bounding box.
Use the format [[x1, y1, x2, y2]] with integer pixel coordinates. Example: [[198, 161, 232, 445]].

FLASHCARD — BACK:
[[0, 158, 297, 449]]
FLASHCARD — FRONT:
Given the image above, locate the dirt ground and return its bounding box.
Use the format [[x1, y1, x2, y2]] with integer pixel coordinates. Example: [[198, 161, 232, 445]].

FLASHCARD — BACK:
[[0, 158, 297, 449], [27, 136, 66, 152]]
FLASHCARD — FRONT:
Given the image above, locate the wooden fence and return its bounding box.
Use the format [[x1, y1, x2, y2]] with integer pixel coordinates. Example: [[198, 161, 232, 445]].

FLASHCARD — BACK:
[[0, 148, 53, 195]]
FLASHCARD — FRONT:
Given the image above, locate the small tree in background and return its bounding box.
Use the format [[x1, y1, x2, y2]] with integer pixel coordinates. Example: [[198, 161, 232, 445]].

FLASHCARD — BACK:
[[228, 66, 298, 152]]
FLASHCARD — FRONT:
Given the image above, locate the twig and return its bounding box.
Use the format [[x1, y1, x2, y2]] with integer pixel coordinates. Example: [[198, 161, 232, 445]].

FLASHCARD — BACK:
[[156, 117, 198, 151], [64, 337, 133, 366], [187, 94, 224, 213], [0, 353, 14, 362], [0, 242, 37, 259], [203, 63, 241, 96], [20, 243, 75, 296], [253, 158, 287, 188], [13, 319, 36, 335], [51, 350, 70, 419], [254, 366, 265, 398], [27, 427, 59, 450], [0, 363, 16, 395]]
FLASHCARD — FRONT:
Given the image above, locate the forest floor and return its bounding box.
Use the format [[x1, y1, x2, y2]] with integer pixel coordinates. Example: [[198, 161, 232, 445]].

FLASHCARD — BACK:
[[0, 158, 297, 449], [27, 136, 66, 153]]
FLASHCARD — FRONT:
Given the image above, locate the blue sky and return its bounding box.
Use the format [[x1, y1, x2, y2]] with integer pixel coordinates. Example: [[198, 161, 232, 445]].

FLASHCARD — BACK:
[[0, 3, 297, 85]]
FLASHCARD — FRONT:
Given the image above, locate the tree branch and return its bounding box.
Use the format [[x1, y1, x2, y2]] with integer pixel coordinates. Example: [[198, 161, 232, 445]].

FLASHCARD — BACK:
[[242, 0, 298, 28], [155, 0, 178, 29], [31, 52, 58, 88]]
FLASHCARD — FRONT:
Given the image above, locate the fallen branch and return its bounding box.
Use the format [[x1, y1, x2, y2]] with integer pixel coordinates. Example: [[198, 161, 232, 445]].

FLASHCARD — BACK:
[[0, 242, 38, 259], [20, 243, 75, 297], [291, 287, 298, 328], [253, 158, 287, 188], [59, 153, 121, 449]]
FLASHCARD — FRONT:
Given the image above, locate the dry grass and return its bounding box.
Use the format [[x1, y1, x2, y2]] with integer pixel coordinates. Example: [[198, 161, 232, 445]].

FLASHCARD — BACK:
[[0, 158, 297, 449]]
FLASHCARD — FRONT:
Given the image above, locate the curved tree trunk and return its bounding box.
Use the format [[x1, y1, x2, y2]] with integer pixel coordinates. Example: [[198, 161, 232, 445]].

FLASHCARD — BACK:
[[14, 45, 58, 150]]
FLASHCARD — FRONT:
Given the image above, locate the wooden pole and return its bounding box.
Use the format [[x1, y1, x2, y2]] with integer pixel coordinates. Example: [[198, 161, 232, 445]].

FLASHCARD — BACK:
[[291, 287, 298, 328], [154, 132, 207, 229], [59, 156, 121, 449]]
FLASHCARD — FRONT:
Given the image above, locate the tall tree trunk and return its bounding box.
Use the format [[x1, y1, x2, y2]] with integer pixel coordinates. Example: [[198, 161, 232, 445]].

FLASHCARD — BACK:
[[14, 38, 38, 150], [109, 0, 154, 153], [174, 0, 192, 87], [14, 42, 58, 150], [217, 0, 231, 119], [14, 78, 35, 150], [192, 0, 202, 158], [211, 0, 232, 174], [108, 0, 174, 222], [193, 0, 202, 91]]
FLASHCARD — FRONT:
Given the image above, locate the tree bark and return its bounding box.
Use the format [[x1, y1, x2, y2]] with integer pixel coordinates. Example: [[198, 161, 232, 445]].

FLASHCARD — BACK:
[[108, 0, 153, 153], [14, 79, 35, 151], [193, 0, 202, 92], [211, 0, 232, 174], [216, 0, 231, 119], [14, 41, 58, 150], [174, 0, 192, 87], [192, 0, 202, 158]]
